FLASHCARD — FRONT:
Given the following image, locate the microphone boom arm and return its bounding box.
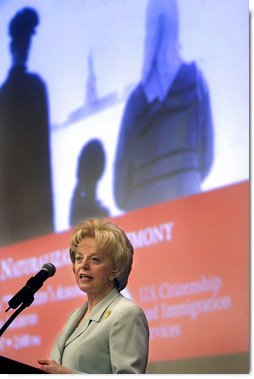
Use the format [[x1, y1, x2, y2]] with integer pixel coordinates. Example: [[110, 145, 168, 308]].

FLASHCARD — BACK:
[[0, 294, 34, 338], [0, 262, 56, 338]]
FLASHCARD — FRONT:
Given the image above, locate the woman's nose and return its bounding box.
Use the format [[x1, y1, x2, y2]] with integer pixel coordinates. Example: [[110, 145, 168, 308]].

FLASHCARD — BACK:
[[81, 256, 90, 268]]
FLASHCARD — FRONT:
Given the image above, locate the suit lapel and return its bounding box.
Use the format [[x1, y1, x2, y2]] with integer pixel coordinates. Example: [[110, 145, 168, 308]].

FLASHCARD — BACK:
[[63, 288, 121, 347], [56, 303, 87, 359]]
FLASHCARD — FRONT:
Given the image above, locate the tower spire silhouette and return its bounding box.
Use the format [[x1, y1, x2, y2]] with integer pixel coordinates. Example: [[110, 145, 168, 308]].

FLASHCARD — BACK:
[[85, 50, 97, 106]]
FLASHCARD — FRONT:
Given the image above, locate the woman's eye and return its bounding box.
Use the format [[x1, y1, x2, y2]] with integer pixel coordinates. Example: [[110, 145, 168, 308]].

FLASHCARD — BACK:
[[91, 257, 100, 263], [75, 255, 83, 263]]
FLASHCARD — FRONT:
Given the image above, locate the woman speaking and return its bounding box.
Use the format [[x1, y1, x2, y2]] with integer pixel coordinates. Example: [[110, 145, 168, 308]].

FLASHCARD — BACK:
[[38, 218, 149, 374]]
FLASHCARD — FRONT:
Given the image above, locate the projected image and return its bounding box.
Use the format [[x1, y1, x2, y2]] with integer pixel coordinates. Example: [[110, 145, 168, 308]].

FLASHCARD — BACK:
[[69, 138, 110, 227], [0, 7, 53, 246], [0, 0, 249, 242], [113, 0, 214, 212]]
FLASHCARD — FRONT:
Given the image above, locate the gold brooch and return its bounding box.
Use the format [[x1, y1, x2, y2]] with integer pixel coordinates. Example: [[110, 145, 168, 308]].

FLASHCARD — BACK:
[[104, 310, 112, 319]]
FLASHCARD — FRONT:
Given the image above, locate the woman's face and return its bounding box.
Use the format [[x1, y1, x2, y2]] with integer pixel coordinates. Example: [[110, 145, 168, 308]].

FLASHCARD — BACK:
[[73, 237, 115, 300]]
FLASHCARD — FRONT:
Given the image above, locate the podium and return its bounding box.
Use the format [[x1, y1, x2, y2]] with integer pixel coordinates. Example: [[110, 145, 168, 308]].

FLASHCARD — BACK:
[[0, 355, 47, 374]]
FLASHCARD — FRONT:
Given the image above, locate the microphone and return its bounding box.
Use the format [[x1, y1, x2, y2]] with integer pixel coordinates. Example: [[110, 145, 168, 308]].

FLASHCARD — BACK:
[[6, 263, 56, 311]]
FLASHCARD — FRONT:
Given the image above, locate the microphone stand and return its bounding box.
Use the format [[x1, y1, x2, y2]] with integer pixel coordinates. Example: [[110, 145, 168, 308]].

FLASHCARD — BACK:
[[0, 294, 34, 337]]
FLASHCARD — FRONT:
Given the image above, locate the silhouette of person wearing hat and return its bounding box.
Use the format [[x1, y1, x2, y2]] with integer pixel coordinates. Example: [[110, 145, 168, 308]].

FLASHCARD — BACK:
[[70, 139, 110, 227], [0, 7, 53, 246]]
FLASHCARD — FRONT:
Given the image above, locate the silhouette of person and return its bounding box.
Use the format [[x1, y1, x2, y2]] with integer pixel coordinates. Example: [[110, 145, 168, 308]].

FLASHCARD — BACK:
[[70, 139, 110, 227], [113, 0, 214, 212], [0, 7, 53, 246]]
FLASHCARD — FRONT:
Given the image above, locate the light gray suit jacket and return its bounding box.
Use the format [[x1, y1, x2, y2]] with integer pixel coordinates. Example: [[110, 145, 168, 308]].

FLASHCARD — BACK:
[[50, 288, 149, 373]]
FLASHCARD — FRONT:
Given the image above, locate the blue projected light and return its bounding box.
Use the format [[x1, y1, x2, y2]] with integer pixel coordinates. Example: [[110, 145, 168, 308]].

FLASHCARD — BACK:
[[0, 0, 249, 239]]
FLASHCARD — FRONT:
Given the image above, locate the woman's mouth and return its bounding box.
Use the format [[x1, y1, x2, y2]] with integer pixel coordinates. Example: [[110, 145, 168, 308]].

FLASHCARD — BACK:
[[79, 273, 93, 281]]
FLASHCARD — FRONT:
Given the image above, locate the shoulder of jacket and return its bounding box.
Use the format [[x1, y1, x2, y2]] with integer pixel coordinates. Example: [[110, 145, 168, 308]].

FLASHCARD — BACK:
[[124, 83, 147, 115], [111, 295, 144, 316]]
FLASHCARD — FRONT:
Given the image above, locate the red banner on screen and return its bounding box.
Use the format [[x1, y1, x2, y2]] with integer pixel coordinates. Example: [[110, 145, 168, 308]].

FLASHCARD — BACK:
[[0, 181, 249, 367]]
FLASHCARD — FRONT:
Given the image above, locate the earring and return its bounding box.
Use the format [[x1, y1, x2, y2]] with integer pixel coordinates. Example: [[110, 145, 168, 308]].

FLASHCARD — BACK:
[[109, 275, 114, 282]]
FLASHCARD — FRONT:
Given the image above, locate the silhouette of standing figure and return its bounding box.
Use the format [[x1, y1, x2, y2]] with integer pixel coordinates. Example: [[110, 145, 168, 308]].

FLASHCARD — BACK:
[[0, 8, 53, 246], [70, 139, 110, 227], [114, 0, 214, 212]]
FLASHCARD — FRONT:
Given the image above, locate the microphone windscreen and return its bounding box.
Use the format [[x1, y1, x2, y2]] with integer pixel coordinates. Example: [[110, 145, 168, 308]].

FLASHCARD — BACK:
[[42, 263, 56, 277]]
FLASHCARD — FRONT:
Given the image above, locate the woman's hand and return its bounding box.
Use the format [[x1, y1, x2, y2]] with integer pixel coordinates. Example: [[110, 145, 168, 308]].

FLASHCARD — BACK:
[[37, 359, 73, 374]]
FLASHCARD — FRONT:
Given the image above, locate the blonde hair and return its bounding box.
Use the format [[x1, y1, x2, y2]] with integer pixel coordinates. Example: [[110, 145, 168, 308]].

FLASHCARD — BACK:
[[69, 218, 134, 291]]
